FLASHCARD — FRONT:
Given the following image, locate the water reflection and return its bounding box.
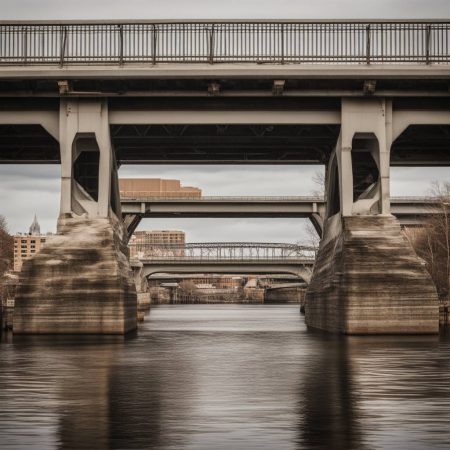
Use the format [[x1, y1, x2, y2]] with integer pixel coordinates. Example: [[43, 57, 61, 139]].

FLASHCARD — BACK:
[[297, 335, 365, 450], [0, 306, 449, 450]]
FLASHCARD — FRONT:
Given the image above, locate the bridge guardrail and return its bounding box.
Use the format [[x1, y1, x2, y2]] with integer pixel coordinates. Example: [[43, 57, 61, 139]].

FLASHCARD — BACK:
[[120, 194, 440, 203], [0, 21, 449, 66], [138, 257, 315, 262], [120, 194, 324, 202]]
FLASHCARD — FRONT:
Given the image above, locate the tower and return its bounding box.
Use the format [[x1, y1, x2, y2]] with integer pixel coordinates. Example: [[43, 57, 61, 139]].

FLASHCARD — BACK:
[[29, 214, 41, 236]]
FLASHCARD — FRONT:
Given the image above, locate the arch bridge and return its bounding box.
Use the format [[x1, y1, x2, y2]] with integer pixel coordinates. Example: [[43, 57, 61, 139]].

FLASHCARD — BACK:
[[132, 242, 315, 283]]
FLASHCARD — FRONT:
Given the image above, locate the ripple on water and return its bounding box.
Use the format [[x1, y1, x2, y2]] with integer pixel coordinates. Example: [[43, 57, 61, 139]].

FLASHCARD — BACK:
[[1, 305, 449, 450]]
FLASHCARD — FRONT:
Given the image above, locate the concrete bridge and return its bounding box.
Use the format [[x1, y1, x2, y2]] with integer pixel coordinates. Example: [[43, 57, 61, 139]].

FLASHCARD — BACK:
[[5, 19, 449, 335], [120, 195, 441, 237]]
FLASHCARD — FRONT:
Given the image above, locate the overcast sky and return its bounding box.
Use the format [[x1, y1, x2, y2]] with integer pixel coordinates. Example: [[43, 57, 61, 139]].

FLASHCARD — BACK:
[[1, 0, 450, 20], [0, 0, 449, 243]]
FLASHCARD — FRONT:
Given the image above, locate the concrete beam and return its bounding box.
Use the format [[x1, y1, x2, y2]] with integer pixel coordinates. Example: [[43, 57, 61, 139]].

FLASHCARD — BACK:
[[1, 64, 450, 80], [0, 110, 59, 141], [140, 261, 313, 283], [109, 110, 341, 125]]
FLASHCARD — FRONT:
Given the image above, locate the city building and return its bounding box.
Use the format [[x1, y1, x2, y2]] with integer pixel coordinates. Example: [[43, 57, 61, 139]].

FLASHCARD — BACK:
[[119, 178, 201, 198], [13, 215, 48, 272], [129, 230, 186, 258]]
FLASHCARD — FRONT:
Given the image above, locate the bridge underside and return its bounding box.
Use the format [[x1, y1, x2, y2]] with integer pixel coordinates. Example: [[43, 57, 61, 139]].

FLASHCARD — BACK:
[[2, 72, 448, 334], [1, 97, 450, 166]]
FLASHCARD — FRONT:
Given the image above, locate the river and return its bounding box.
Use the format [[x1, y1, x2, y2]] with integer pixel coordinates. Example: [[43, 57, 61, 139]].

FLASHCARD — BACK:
[[0, 305, 449, 450]]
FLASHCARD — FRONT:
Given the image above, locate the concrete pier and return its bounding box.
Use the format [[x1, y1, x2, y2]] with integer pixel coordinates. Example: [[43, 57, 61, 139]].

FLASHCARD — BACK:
[[14, 216, 137, 334], [305, 215, 439, 334]]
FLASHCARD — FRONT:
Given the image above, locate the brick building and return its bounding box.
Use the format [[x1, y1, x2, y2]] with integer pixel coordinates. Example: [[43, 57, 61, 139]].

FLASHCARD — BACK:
[[119, 178, 201, 198], [129, 230, 186, 258]]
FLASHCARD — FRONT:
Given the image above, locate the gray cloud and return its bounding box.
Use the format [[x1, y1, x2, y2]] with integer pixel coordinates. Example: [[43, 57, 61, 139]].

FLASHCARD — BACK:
[[1, 0, 449, 20]]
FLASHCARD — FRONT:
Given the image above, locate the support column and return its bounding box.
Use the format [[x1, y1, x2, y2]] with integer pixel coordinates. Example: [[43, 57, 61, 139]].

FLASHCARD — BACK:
[[14, 99, 137, 334], [305, 98, 439, 334]]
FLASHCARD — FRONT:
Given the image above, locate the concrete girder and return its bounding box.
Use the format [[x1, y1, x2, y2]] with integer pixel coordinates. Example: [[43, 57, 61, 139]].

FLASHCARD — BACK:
[[0, 110, 59, 141], [392, 110, 450, 142], [140, 262, 313, 284], [109, 110, 341, 125], [1, 64, 450, 81]]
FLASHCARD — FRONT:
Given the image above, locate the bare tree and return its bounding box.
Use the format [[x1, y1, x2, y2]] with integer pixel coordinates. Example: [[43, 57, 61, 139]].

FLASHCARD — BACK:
[[0, 215, 14, 307], [311, 170, 325, 197], [405, 182, 450, 303], [305, 170, 326, 247], [0, 214, 13, 277]]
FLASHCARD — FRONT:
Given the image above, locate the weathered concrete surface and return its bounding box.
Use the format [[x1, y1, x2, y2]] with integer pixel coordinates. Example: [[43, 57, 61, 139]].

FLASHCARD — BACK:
[[264, 285, 306, 305], [305, 215, 439, 334], [14, 216, 137, 334]]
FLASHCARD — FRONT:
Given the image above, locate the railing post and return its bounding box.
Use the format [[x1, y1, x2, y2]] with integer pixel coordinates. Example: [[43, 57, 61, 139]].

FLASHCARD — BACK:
[[152, 24, 157, 65], [59, 26, 67, 68], [425, 24, 431, 65], [366, 24, 371, 64], [22, 26, 28, 64], [119, 24, 124, 65], [209, 24, 215, 64], [281, 23, 285, 64]]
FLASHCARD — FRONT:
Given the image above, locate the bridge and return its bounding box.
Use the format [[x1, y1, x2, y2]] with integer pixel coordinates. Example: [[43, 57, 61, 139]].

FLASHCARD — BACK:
[[120, 195, 441, 236], [131, 242, 315, 282], [6, 20, 449, 335]]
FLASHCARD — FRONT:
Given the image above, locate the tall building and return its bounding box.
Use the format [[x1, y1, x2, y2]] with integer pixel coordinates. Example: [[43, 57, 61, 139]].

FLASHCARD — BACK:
[[129, 230, 186, 258], [13, 215, 48, 272], [119, 178, 201, 198]]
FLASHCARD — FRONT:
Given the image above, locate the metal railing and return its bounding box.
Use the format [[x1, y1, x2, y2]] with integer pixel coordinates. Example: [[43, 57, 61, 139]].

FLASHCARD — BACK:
[[120, 194, 324, 202], [0, 21, 449, 66], [120, 194, 440, 203], [129, 242, 316, 260]]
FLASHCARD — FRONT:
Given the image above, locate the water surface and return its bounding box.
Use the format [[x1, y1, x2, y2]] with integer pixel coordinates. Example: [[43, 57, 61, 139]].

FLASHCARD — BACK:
[[1, 305, 449, 450]]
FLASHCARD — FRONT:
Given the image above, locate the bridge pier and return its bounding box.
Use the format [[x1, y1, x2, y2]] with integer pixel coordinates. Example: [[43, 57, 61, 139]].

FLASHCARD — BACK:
[[305, 99, 439, 334], [14, 99, 137, 334]]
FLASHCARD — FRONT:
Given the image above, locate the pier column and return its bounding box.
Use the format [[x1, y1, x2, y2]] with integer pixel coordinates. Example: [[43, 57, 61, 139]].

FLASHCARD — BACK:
[[14, 99, 137, 334], [305, 98, 439, 334]]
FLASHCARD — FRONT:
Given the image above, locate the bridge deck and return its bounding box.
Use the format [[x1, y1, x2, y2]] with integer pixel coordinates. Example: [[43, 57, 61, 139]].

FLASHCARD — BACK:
[[120, 196, 441, 222]]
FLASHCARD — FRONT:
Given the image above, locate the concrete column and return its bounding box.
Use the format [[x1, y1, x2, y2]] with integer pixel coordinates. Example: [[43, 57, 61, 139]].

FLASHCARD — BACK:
[[59, 99, 117, 220], [14, 99, 137, 335], [337, 98, 393, 217], [305, 98, 439, 335]]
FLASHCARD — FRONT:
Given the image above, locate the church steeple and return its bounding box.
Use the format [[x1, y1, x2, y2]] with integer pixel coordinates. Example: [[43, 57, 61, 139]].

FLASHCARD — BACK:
[[29, 214, 41, 235]]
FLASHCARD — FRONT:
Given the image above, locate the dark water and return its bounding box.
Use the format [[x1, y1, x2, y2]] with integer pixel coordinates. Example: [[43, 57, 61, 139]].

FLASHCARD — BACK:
[[1, 305, 450, 450]]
